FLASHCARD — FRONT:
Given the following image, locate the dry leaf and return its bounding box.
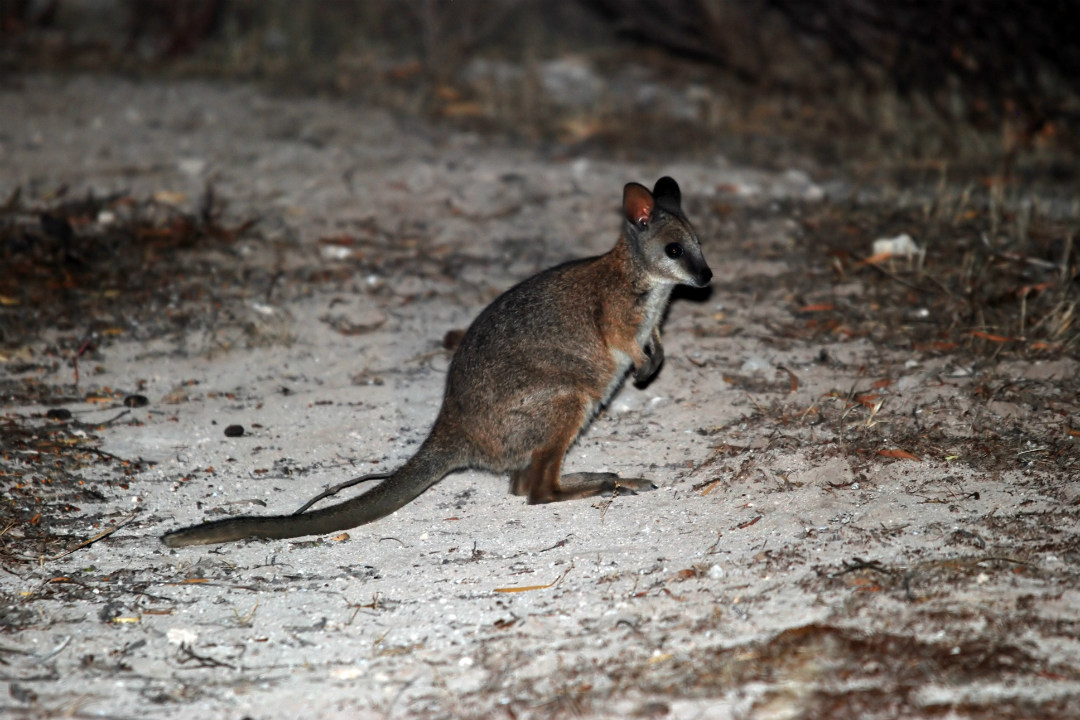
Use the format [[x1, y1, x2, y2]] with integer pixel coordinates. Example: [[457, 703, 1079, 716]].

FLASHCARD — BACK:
[[970, 330, 1016, 343], [878, 448, 921, 461]]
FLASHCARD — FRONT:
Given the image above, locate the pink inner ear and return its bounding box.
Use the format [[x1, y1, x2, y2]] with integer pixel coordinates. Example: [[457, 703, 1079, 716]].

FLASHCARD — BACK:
[[623, 184, 654, 226]]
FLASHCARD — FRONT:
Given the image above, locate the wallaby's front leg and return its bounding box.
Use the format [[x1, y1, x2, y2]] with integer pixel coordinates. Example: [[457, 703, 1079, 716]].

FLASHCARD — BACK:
[[634, 328, 664, 385]]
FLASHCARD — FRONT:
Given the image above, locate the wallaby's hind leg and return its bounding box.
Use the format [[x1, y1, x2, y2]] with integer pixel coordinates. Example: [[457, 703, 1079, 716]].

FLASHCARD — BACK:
[[510, 469, 530, 496], [520, 395, 655, 504], [526, 460, 656, 504], [543, 472, 655, 502]]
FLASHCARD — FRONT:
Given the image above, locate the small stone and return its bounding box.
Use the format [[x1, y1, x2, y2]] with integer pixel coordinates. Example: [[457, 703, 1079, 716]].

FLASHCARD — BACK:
[[123, 394, 149, 408], [46, 408, 72, 421], [740, 355, 771, 373], [872, 233, 920, 259], [166, 627, 198, 646], [224, 424, 245, 438]]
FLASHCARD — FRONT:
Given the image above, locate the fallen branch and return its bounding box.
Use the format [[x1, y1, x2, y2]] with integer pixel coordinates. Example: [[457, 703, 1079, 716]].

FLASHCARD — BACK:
[[50, 510, 138, 561]]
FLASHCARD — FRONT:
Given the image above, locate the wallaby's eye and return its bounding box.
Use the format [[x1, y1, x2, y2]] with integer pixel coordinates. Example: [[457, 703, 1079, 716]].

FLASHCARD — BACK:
[[665, 243, 684, 259], [637, 218, 648, 230]]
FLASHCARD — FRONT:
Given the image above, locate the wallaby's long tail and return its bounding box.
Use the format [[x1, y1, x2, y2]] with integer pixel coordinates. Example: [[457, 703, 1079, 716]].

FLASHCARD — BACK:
[[161, 442, 456, 547]]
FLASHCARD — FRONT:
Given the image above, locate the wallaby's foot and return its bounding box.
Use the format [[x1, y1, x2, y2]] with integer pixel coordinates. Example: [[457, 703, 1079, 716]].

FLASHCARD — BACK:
[[527, 472, 656, 504]]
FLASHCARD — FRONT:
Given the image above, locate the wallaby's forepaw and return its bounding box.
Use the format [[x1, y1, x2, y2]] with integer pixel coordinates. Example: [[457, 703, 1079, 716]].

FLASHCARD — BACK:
[[634, 334, 664, 385]]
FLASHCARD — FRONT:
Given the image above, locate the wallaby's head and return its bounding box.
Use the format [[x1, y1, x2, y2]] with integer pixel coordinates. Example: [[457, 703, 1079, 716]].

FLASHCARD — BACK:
[[623, 177, 713, 289]]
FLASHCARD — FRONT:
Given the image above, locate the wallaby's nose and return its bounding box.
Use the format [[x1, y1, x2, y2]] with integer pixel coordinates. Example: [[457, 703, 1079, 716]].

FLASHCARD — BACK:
[[696, 266, 713, 287]]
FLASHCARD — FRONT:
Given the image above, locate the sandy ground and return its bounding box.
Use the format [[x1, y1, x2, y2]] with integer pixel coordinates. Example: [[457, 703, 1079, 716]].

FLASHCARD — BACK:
[[1, 75, 1079, 719]]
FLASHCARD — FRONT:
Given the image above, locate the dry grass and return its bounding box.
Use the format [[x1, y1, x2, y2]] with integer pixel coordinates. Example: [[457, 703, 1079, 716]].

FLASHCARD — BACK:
[[3, 1, 1078, 178]]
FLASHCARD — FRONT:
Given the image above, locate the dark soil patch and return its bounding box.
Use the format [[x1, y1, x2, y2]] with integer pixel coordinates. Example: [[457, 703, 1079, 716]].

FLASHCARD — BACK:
[[0, 409, 150, 560], [790, 195, 1079, 359], [0, 186, 265, 353]]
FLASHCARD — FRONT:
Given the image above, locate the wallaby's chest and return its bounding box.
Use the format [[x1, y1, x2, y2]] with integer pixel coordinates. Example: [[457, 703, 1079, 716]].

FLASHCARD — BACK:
[[635, 286, 673, 346]]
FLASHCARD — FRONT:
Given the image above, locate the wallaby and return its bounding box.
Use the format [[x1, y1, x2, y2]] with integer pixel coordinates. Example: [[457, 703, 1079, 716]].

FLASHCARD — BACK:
[[161, 177, 712, 547]]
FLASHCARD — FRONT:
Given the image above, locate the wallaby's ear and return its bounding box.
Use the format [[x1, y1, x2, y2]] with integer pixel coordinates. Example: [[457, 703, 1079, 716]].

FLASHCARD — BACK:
[[623, 182, 655, 228], [652, 176, 681, 207]]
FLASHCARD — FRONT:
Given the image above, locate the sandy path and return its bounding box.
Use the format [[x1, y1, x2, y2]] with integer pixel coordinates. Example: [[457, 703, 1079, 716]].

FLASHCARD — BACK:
[[1, 75, 1078, 719]]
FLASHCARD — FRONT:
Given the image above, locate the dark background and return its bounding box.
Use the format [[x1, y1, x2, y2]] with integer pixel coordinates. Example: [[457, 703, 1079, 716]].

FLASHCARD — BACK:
[[3, 0, 1079, 187]]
